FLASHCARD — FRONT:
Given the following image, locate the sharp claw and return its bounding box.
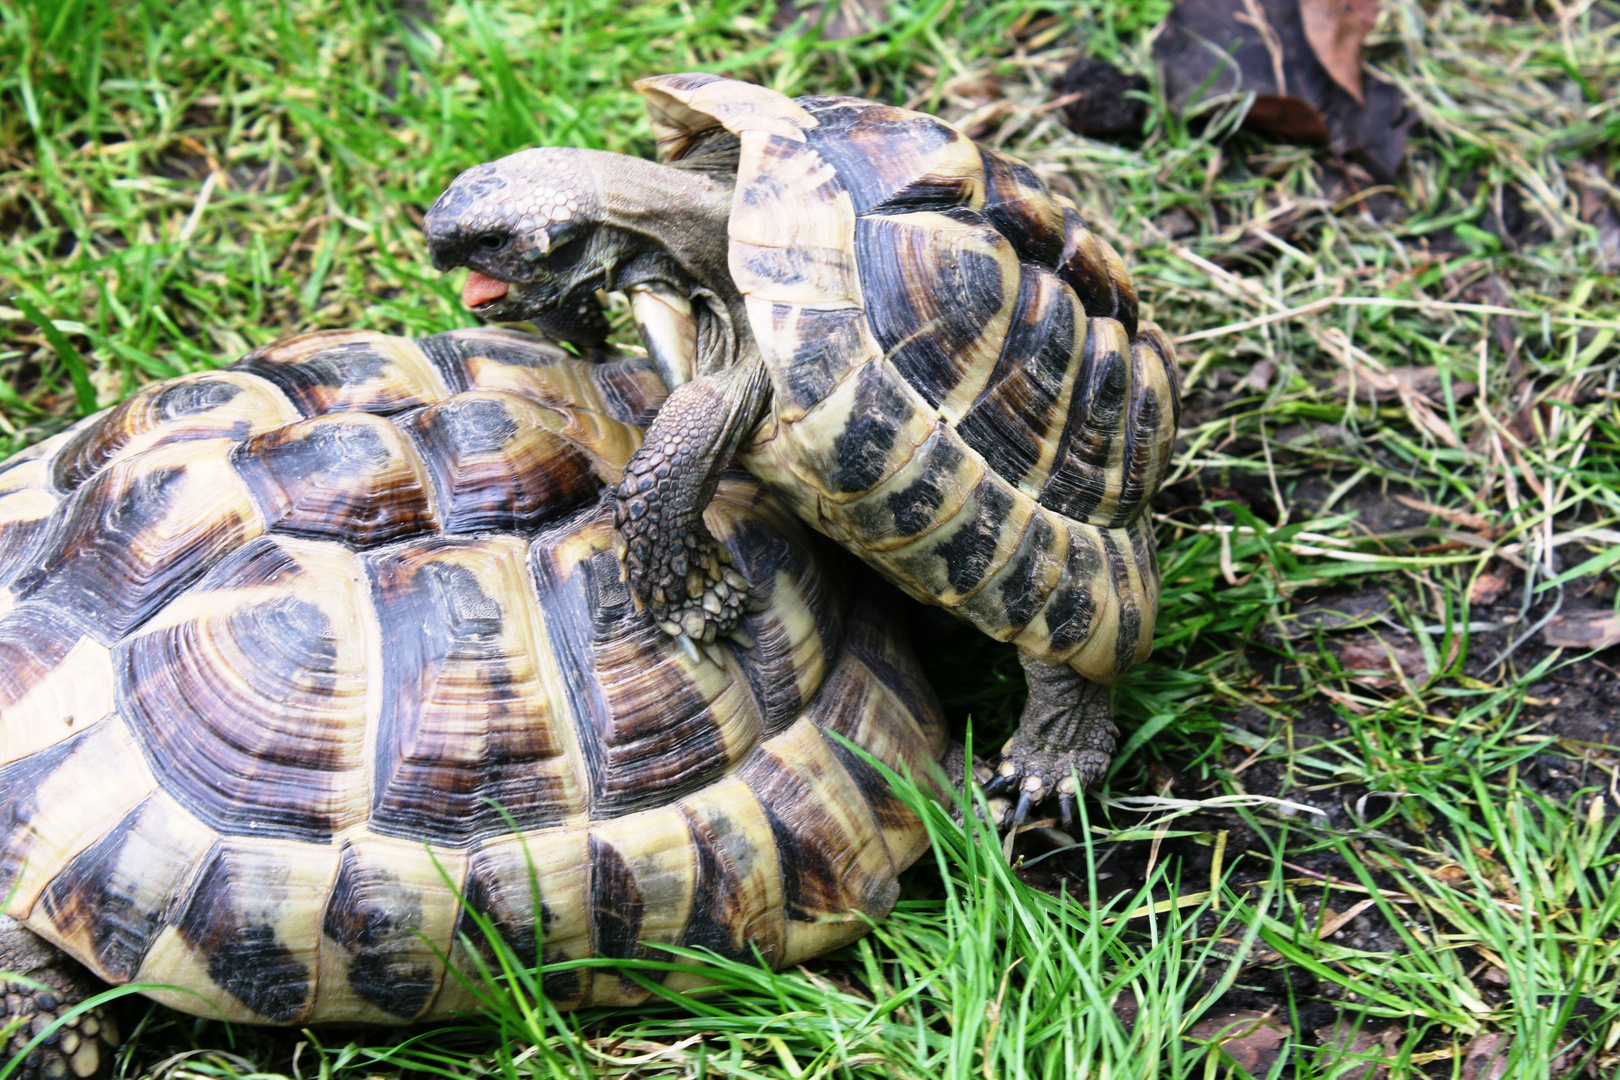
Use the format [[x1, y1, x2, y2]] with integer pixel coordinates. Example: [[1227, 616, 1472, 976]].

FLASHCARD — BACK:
[[675, 634, 701, 664], [1010, 791, 1034, 830], [1058, 792, 1076, 828], [984, 773, 1014, 797], [700, 642, 727, 667]]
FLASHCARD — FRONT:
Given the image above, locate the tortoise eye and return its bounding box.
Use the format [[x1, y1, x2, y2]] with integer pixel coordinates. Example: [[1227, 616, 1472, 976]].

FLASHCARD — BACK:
[[476, 232, 509, 252]]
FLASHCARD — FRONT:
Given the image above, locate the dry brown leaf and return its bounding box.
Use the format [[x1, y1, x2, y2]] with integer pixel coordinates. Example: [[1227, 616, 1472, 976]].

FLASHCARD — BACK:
[[1337, 635, 1428, 688], [1460, 1032, 1511, 1080], [1542, 610, 1620, 650], [1188, 1011, 1291, 1075], [1299, 0, 1379, 103], [1154, 0, 1414, 179], [1313, 1020, 1402, 1080], [1470, 565, 1512, 605]]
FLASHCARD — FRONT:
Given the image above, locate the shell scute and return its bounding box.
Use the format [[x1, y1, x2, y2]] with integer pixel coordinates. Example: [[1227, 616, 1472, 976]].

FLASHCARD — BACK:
[[237, 332, 450, 417], [36, 792, 214, 984], [978, 148, 1067, 267], [11, 442, 263, 643], [366, 535, 577, 845], [530, 520, 757, 819], [49, 371, 299, 494], [153, 838, 337, 1023], [402, 393, 601, 536], [235, 412, 438, 547], [1037, 317, 1135, 526], [737, 720, 897, 964], [0, 604, 113, 765], [119, 536, 371, 844], [955, 267, 1085, 497], [800, 99, 984, 216], [853, 211, 1018, 414], [316, 837, 462, 1022]]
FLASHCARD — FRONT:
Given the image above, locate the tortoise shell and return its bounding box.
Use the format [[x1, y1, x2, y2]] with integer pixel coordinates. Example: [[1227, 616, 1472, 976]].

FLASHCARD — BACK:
[[637, 75, 1181, 684], [0, 328, 945, 1024]]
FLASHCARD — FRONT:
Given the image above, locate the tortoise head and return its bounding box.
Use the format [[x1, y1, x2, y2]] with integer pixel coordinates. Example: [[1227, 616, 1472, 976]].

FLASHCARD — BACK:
[[424, 147, 736, 357]]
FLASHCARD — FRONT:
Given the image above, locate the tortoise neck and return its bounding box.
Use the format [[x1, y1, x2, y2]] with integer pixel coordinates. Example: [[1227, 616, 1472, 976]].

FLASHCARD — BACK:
[[586, 152, 736, 304], [583, 150, 750, 374]]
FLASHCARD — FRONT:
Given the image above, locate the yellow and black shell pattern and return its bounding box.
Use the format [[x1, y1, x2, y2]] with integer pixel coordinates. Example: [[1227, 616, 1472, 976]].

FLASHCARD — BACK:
[[0, 328, 946, 1025], [639, 75, 1182, 685]]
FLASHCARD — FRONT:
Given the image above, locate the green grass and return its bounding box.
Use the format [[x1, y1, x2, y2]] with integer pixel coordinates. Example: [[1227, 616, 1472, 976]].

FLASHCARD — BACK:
[[3, 0, 1620, 1076]]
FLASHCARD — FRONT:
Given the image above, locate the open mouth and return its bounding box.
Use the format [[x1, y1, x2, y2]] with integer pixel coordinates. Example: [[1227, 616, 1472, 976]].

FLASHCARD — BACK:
[[461, 269, 511, 311]]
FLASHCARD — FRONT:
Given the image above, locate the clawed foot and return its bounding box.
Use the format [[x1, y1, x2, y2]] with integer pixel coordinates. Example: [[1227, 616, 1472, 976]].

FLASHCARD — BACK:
[[614, 489, 753, 660], [983, 656, 1119, 833], [983, 743, 1111, 830]]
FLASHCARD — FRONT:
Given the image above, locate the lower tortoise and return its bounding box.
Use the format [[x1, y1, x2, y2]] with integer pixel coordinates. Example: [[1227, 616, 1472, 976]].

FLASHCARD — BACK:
[[0, 328, 946, 1080], [424, 74, 1181, 828]]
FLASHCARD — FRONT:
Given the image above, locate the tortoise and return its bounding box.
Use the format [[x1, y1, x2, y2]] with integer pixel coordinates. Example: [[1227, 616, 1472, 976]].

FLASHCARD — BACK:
[[0, 328, 946, 1080], [423, 73, 1181, 828]]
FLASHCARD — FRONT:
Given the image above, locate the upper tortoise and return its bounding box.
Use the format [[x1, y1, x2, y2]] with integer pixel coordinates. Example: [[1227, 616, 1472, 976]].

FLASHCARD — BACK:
[[0, 329, 945, 1080], [425, 74, 1182, 826]]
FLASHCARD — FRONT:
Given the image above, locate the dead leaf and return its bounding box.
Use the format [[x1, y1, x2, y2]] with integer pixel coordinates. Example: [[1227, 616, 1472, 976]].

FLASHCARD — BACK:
[[1542, 610, 1620, 650], [1053, 57, 1150, 140], [1154, 0, 1415, 179], [1299, 0, 1379, 102], [1313, 1020, 1402, 1080], [1337, 635, 1428, 688], [1470, 565, 1511, 606], [1188, 1011, 1291, 1075], [1460, 1032, 1511, 1080]]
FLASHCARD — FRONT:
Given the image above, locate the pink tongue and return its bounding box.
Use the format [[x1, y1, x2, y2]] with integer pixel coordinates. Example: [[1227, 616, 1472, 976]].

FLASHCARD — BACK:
[[462, 270, 510, 307]]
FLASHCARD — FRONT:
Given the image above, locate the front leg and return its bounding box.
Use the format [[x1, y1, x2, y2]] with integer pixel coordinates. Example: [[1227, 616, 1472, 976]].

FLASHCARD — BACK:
[[986, 653, 1118, 829], [614, 358, 771, 651], [2, 916, 119, 1080]]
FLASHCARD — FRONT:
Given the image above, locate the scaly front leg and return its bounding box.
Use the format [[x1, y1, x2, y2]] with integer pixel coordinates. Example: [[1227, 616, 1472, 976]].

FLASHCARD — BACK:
[[614, 358, 771, 652], [2, 916, 119, 1080]]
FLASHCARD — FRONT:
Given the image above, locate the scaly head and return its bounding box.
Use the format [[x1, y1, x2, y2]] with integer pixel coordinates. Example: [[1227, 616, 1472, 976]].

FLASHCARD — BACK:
[[424, 147, 738, 363]]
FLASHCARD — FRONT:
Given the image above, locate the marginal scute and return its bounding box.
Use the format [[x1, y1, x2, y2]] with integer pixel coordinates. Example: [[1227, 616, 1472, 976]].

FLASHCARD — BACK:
[[37, 792, 215, 983], [317, 838, 464, 1023], [675, 775, 785, 972], [50, 371, 298, 493], [149, 838, 337, 1024], [0, 605, 113, 765], [638, 72, 816, 160], [739, 720, 898, 965], [446, 829, 592, 1011], [0, 719, 156, 917], [586, 811, 697, 1005], [237, 331, 451, 417], [1039, 317, 1136, 527], [956, 268, 1086, 496]]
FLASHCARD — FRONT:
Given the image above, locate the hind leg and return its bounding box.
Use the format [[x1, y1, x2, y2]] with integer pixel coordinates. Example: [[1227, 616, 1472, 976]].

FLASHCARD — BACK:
[[985, 654, 1117, 830], [1, 916, 118, 1080]]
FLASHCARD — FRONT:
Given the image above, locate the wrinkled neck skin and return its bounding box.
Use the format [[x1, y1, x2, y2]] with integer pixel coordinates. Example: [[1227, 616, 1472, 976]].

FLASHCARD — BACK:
[[581, 151, 755, 381]]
